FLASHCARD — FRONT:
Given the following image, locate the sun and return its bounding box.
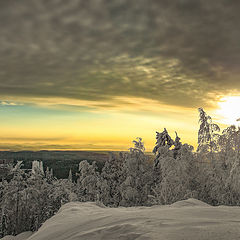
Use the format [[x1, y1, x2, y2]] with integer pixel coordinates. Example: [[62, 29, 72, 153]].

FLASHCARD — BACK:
[[216, 96, 240, 125]]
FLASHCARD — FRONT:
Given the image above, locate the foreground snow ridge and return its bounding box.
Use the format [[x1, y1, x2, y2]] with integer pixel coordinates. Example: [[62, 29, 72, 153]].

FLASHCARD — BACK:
[[3, 198, 240, 240]]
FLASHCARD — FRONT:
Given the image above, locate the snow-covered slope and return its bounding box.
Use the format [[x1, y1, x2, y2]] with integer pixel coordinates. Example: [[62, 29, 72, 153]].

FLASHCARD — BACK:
[[1, 232, 33, 240], [3, 198, 240, 240]]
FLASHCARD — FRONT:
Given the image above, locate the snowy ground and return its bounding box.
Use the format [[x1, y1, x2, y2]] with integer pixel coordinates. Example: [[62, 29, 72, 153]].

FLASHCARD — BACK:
[[2, 198, 240, 240]]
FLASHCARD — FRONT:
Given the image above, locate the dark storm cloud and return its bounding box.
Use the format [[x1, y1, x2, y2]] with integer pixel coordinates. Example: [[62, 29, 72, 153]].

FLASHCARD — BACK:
[[0, 0, 240, 108]]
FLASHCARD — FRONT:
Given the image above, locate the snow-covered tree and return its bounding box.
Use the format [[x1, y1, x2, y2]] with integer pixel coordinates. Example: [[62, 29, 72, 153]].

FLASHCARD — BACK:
[[197, 108, 220, 154], [172, 131, 182, 159], [218, 125, 240, 156], [120, 139, 153, 206], [98, 152, 125, 206], [45, 167, 54, 183], [76, 160, 99, 202], [68, 169, 72, 183], [129, 137, 145, 153], [32, 160, 44, 175], [153, 128, 174, 168]]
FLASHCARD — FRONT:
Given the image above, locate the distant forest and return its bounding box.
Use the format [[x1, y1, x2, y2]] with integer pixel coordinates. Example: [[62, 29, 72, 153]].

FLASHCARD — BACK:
[[0, 108, 240, 238], [0, 151, 109, 180]]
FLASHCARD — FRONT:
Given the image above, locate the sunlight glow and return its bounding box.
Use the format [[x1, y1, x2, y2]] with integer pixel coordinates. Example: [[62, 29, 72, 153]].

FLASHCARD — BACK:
[[216, 96, 240, 125]]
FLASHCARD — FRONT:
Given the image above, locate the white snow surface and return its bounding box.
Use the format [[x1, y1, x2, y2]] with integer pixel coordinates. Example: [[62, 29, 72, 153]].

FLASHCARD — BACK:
[[1, 232, 33, 240], [3, 198, 240, 240]]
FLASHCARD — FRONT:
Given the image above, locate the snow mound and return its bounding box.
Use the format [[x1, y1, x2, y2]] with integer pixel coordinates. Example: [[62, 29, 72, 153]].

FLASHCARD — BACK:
[[171, 198, 210, 207], [1, 232, 33, 240], [3, 199, 240, 240]]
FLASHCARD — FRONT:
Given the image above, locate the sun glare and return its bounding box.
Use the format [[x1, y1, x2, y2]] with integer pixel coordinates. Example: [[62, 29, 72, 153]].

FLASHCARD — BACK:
[[217, 96, 240, 125]]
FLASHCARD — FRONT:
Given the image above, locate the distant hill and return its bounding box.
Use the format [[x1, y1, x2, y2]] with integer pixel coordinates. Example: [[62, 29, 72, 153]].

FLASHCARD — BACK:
[[0, 151, 110, 180], [0, 150, 110, 162]]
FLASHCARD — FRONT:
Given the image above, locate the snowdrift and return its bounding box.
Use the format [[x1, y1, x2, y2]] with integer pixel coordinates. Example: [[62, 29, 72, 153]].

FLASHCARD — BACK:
[[2, 198, 240, 240], [1, 232, 32, 240]]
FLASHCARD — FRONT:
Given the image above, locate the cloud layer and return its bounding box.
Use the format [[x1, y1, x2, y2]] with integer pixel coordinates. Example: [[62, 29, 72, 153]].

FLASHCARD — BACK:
[[1, 0, 240, 109]]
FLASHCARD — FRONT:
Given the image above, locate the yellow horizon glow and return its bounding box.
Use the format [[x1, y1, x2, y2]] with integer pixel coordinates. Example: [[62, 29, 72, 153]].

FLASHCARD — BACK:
[[0, 97, 199, 151], [5, 95, 240, 152]]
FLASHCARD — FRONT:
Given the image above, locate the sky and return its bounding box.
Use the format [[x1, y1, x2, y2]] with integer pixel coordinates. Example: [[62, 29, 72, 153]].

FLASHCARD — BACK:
[[0, 0, 240, 151]]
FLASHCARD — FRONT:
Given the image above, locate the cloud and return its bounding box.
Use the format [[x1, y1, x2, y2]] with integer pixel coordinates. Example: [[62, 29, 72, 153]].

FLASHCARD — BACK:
[[0, 137, 65, 142], [0, 101, 22, 106], [0, 0, 240, 109], [0, 95, 195, 117], [0, 143, 128, 151]]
